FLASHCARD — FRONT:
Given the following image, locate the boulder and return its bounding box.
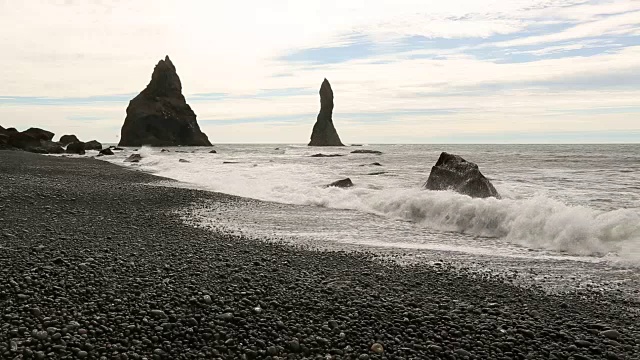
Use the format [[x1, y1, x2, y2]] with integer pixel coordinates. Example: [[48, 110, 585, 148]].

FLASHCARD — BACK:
[[66, 141, 86, 155], [99, 148, 114, 156], [351, 149, 382, 155], [31, 141, 64, 154], [424, 152, 500, 199], [118, 56, 212, 147], [209, 149, 217, 154], [22, 128, 54, 141], [59, 134, 80, 146], [327, 178, 353, 188], [308, 79, 344, 146], [84, 140, 102, 150], [0, 127, 63, 154], [125, 154, 142, 163]]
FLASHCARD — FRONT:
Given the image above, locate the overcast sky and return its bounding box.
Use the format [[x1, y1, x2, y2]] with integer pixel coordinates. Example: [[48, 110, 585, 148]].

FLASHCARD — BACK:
[[1, 0, 639, 143]]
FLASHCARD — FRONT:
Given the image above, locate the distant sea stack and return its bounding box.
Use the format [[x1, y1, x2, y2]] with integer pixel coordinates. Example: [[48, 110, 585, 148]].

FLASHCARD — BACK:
[[308, 79, 344, 146], [118, 56, 212, 147]]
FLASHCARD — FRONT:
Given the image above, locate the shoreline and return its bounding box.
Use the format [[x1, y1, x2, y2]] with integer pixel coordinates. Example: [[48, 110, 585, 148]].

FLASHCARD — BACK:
[[1, 151, 639, 359]]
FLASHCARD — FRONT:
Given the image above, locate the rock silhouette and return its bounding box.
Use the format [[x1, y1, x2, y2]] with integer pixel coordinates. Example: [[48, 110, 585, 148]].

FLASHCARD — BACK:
[[308, 79, 344, 146], [84, 140, 102, 151], [118, 56, 212, 147], [0, 126, 63, 154], [424, 152, 500, 199], [66, 142, 86, 155], [59, 134, 80, 146]]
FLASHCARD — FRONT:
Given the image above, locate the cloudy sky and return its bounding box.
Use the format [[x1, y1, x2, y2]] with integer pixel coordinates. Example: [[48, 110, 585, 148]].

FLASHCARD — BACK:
[[1, 0, 639, 143]]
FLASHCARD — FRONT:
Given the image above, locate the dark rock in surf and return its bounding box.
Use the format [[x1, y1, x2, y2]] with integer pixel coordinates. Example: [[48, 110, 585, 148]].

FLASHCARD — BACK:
[[118, 56, 212, 147], [351, 149, 382, 155], [367, 171, 385, 176], [99, 148, 114, 156], [84, 140, 102, 151], [66, 141, 86, 155], [209, 150, 217, 154], [125, 154, 142, 163], [424, 152, 500, 199], [311, 153, 344, 158], [327, 178, 353, 188], [59, 134, 80, 146], [179, 159, 190, 163], [308, 79, 344, 146]]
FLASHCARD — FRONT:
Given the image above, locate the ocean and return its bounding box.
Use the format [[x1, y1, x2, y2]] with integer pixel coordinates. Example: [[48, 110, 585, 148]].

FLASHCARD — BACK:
[[98, 144, 640, 293]]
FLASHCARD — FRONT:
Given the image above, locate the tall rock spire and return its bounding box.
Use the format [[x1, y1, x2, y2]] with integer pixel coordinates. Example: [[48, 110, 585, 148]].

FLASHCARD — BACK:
[[118, 56, 212, 147], [308, 78, 344, 146]]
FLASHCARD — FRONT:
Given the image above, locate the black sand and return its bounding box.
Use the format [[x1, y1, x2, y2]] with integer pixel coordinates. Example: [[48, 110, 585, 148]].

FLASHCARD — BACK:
[[1, 151, 638, 359]]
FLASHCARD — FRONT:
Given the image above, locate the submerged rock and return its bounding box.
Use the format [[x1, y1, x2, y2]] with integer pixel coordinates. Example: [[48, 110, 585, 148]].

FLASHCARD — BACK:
[[59, 134, 80, 146], [308, 79, 344, 146], [118, 56, 212, 147], [179, 159, 190, 163], [311, 153, 344, 158], [351, 149, 382, 155], [424, 152, 500, 199], [84, 140, 102, 150], [65, 141, 86, 155], [327, 178, 353, 188]]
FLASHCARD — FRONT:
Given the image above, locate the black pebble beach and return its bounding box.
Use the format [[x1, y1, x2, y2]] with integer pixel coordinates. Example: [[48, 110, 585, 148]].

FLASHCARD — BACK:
[[1, 151, 638, 359]]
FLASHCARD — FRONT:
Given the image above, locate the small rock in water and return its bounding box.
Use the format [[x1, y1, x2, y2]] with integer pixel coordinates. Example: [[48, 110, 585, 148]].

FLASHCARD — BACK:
[[209, 149, 217, 154], [351, 149, 382, 154], [327, 178, 353, 188], [125, 154, 142, 163], [178, 159, 190, 163]]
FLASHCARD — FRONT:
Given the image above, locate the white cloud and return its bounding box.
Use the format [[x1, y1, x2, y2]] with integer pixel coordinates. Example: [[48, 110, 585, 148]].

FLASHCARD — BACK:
[[0, 0, 639, 143]]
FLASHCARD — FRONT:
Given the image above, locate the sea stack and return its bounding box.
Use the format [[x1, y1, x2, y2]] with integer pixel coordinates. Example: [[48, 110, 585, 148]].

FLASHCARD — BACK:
[[424, 152, 500, 199], [118, 56, 212, 147], [308, 79, 344, 146]]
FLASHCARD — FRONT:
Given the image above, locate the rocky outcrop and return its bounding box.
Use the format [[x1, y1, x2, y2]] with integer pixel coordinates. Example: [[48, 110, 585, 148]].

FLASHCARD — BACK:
[[308, 79, 344, 146], [327, 178, 353, 188], [84, 140, 102, 151], [59, 134, 80, 146], [424, 152, 500, 199], [118, 56, 212, 147], [0, 126, 64, 154], [66, 142, 86, 155]]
